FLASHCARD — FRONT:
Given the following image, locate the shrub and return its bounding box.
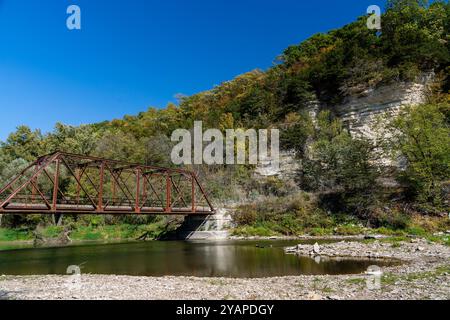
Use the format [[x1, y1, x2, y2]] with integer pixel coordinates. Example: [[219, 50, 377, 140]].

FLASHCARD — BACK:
[[371, 208, 411, 230], [233, 205, 258, 226]]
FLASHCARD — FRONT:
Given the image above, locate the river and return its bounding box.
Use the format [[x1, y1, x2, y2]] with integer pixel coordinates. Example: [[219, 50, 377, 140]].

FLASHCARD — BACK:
[[0, 239, 399, 278]]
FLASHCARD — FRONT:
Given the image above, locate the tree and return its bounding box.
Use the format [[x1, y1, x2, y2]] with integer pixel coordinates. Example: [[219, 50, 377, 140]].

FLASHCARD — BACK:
[[386, 104, 450, 207], [382, 0, 449, 72], [0, 126, 44, 162], [0, 158, 29, 185], [300, 112, 379, 215], [93, 130, 145, 163], [280, 112, 314, 155], [44, 123, 100, 155]]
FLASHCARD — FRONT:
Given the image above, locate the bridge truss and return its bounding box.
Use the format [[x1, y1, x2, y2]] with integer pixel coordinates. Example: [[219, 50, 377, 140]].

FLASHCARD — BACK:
[[0, 152, 214, 215]]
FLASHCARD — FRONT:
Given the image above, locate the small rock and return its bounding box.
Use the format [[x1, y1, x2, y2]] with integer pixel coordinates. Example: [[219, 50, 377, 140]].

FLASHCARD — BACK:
[[313, 242, 321, 254], [306, 292, 323, 300], [284, 246, 296, 253], [416, 246, 425, 252]]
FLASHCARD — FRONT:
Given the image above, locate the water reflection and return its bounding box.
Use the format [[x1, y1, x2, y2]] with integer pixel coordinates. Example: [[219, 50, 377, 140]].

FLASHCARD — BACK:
[[0, 240, 398, 278]]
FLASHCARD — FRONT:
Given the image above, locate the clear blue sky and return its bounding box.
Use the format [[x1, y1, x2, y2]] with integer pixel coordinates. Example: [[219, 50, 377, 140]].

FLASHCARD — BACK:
[[0, 0, 383, 141]]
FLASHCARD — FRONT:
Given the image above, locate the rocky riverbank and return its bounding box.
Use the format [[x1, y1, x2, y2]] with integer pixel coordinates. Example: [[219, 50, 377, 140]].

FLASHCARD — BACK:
[[0, 238, 448, 300]]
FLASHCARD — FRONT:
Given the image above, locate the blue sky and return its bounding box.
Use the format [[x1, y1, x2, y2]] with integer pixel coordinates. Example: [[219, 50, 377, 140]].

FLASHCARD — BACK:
[[0, 0, 383, 141]]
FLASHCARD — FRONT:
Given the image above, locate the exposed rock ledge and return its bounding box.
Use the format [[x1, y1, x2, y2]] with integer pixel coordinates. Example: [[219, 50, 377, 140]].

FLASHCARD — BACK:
[[334, 73, 433, 140], [285, 238, 450, 261]]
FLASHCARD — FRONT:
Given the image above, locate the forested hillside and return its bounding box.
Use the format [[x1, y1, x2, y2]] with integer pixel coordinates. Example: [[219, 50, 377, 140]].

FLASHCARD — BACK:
[[0, 0, 449, 239]]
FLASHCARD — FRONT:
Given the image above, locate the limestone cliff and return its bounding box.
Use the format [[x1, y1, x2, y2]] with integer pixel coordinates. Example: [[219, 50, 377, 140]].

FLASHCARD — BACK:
[[256, 73, 435, 177], [334, 73, 434, 140]]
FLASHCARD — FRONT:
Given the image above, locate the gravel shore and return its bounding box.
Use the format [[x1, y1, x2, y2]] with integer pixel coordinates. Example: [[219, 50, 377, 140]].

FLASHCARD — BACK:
[[0, 239, 449, 300]]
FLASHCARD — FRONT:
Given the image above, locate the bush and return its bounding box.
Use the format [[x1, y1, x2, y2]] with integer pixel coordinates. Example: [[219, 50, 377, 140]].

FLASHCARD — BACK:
[[233, 205, 258, 226], [371, 208, 411, 230], [232, 193, 335, 236]]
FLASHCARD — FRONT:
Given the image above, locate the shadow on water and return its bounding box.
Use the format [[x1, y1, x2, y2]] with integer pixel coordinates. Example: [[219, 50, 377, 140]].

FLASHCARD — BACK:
[[0, 240, 400, 278]]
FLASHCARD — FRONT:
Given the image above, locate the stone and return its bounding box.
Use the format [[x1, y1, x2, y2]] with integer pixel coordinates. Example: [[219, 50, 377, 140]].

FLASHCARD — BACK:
[[306, 292, 323, 300], [313, 242, 321, 255]]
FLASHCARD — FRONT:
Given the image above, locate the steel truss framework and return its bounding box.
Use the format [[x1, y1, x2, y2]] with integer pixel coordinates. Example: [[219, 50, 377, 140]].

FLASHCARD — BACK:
[[0, 152, 214, 215]]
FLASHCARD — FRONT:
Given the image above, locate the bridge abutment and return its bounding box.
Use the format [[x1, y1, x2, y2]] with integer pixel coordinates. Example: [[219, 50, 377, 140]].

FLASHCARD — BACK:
[[176, 209, 233, 240], [52, 214, 63, 226]]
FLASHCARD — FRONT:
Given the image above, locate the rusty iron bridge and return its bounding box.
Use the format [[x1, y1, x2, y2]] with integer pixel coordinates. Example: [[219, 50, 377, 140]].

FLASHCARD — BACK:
[[0, 152, 215, 216]]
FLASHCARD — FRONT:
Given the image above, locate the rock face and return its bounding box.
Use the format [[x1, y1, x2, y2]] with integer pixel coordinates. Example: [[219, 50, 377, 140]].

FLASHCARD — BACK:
[[256, 75, 434, 178], [334, 73, 433, 140], [255, 151, 300, 178]]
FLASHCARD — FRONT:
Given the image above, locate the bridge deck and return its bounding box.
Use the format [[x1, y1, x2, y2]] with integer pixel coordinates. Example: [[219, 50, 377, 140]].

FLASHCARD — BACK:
[[0, 204, 213, 215]]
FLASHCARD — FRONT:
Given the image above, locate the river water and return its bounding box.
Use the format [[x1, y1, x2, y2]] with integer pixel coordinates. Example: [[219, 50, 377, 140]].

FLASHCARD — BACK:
[[0, 240, 398, 278]]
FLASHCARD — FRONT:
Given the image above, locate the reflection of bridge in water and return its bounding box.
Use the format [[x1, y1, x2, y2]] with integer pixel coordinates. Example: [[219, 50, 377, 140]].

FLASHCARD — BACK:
[[0, 152, 215, 216]]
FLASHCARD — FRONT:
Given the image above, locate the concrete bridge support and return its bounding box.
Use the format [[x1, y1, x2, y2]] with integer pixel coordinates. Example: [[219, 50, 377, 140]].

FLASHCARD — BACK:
[[52, 214, 63, 226], [176, 209, 233, 240]]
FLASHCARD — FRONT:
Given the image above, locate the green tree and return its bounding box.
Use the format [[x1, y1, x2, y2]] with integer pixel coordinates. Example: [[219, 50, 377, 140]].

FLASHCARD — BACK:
[[44, 123, 100, 155], [382, 0, 449, 72], [301, 112, 379, 215], [0, 126, 44, 162], [387, 104, 450, 207]]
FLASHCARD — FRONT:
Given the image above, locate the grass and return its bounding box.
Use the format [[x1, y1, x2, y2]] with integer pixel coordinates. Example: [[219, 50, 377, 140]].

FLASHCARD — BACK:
[[68, 224, 166, 241], [382, 265, 450, 286], [41, 226, 64, 238], [230, 214, 450, 243], [320, 286, 335, 294], [346, 278, 365, 286], [230, 223, 422, 238], [208, 279, 227, 286], [423, 234, 450, 246], [391, 242, 402, 248], [231, 225, 280, 237], [0, 222, 169, 243], [0, 228, 33, 242], [381, 273, 399, 285]]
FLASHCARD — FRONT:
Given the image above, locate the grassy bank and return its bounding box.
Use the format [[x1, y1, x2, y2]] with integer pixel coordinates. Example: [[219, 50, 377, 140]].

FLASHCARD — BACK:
[[230, 194, 450, 246], [230, 224, 450, 246], [0, 223, 168, 243]]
